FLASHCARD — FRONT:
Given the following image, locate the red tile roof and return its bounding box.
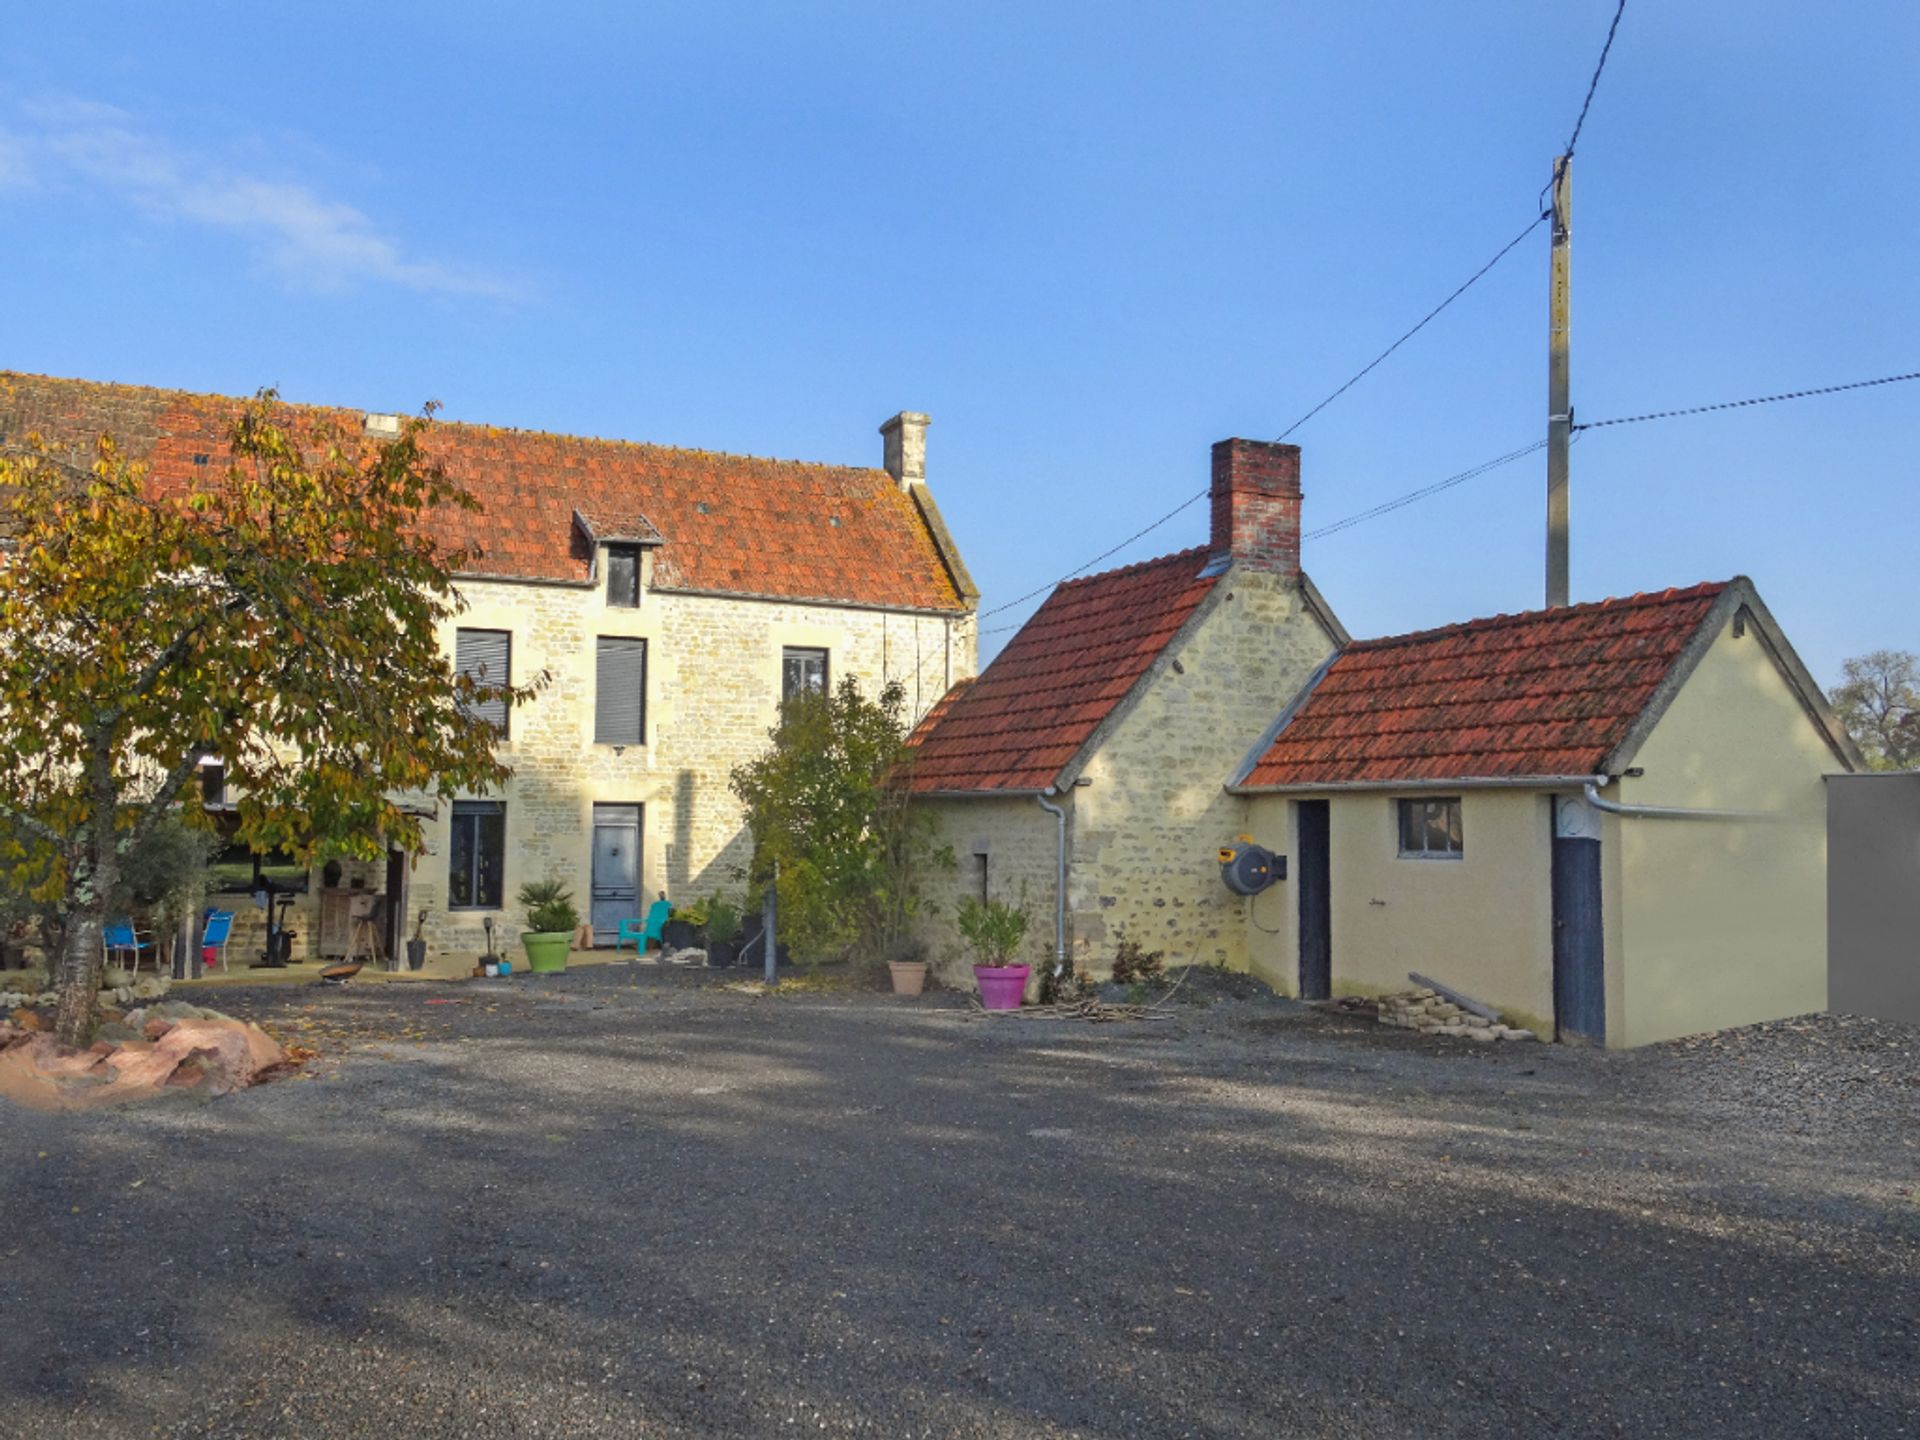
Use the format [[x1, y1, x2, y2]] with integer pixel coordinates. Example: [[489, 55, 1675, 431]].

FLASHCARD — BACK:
[[906, 547, 1223, 793], [1238, 582, 1731, 788], [0, 372, 968, 613]]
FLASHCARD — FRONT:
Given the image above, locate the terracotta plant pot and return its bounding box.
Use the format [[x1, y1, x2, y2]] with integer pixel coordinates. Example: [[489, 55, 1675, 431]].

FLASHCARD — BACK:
[[521, 931, 570, 974], [889, 960, 928, 996], [974, 964, 1030, 1011]]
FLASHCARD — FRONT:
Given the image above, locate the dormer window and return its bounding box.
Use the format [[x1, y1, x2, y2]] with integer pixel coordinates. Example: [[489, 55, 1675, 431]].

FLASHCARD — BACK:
[[606, 545, 640, 608]]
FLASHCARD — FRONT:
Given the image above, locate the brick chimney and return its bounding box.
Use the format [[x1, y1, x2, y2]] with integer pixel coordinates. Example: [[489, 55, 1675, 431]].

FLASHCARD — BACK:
[[1209, 438, 1302, 575], [880, 411, 929, 492]]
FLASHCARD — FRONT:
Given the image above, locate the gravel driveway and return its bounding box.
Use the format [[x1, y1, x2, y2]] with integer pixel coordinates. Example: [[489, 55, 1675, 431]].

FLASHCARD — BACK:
[[2, 967, 1914, 1439]]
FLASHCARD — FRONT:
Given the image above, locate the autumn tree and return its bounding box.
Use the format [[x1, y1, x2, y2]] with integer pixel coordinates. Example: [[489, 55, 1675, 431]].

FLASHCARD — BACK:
[[1830, 649, 1920, 770], [0, 393, 541, 1044], [730, 677, 949, 967]]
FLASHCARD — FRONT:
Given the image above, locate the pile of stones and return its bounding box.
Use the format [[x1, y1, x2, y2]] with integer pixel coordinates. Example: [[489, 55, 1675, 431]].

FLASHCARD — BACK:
[[1376, 987, 1539, 1042]]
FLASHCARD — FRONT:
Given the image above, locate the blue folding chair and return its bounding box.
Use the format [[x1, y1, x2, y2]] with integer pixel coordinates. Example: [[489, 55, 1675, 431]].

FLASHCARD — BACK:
[[103, 920, 156, 976], [200, 909, 236, 971]]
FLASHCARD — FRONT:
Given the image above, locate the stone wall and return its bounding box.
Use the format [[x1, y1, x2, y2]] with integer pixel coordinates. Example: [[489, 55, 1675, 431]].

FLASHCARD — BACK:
[[913, 795, 1066, 987], [257, 562, 973, 964], [1070, 566, 1338, 974]]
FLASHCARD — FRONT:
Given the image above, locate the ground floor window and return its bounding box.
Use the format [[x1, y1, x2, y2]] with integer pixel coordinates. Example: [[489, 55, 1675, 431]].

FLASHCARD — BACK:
[[1397, 797, 1463, 859], [450, 800, 506, 908]]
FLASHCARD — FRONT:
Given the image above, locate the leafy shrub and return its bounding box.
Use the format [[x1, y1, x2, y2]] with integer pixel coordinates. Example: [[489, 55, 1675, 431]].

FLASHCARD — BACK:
[[517, 878, 580, 935], [1109, 930, 1165, 986], [2, 964, 48, 996], [956, 895, 1030, 969], [704, 893, 742, 945]]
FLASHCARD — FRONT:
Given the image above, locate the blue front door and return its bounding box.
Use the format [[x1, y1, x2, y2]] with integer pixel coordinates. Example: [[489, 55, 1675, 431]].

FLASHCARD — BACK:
[[590, 804, 641, 945]]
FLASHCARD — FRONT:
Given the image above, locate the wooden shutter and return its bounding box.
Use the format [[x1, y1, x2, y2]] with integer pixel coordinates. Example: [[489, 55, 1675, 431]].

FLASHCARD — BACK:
[[595, 637, 647, 745], [456, 629, 512, 735]]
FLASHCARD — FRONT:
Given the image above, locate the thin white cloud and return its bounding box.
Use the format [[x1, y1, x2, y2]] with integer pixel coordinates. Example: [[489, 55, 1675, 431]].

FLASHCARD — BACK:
[[0, 98, 519, 300]]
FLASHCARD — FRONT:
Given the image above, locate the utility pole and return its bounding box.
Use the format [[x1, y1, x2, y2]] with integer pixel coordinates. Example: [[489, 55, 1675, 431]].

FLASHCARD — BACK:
[[1546, 155, 1572, 608]]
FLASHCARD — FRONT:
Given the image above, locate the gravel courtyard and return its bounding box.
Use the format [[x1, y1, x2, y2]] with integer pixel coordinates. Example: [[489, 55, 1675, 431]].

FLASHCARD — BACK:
[[2, 966, 1914, 1439]]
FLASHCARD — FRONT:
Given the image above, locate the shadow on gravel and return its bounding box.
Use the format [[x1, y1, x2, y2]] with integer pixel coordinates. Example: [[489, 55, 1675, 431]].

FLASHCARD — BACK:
[[1, 970, 1914, 1438]]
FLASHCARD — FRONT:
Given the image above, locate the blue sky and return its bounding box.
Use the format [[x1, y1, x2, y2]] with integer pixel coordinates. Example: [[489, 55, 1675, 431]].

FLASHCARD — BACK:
[[3, 2, 1914, 681]]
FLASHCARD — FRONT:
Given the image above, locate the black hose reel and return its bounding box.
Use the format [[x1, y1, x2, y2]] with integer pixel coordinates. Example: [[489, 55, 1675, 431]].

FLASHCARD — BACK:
[[1219, 836, 1284, 896]]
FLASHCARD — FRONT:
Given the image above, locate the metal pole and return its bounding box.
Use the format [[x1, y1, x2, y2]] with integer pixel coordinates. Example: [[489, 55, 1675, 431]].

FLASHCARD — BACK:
[[763, 861, 778, 987], [1546, 155, 1573, 608]]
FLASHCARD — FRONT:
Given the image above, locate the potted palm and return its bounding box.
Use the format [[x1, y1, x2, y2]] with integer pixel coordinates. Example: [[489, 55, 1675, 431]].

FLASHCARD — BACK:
[[957, 895, 1031, 1010], [517, 878, 580, 974], [704, 893, 742, 968]]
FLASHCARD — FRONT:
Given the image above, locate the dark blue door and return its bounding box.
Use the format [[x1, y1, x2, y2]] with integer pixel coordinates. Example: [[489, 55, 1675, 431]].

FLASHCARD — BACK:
[[1297, 800, 1331, 1001], [1551, 835, 1605, 1043]]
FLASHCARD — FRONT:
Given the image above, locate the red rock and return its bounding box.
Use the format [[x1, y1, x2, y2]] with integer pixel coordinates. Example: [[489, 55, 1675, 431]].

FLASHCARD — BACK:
[[144, 1018, 174, 1041], [1, 1017, 289, 1111]]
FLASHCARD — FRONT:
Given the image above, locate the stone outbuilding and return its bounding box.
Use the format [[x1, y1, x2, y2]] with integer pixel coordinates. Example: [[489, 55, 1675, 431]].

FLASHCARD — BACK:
[[1228, 578, 1860, 1046], [906, 437, 1346, 984]]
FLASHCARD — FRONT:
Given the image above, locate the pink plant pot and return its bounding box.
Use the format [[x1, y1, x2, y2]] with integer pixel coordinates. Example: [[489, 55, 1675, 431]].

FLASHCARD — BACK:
[[974, 964, 1030, 1011]]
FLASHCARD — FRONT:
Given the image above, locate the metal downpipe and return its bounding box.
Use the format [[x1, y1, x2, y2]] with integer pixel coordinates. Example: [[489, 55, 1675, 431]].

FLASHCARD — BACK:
[[1582, 777, 1775, 822], [1035, 789, 1068, 969]]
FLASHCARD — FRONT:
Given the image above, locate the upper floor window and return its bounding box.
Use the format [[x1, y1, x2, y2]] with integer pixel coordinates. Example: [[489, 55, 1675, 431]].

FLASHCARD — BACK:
[[782, 647, 829, 702], [606, 545, 640, 608], [1397, 797, 1463, 859], [595, 636, 648, 746], [455, 627, 512, 738]]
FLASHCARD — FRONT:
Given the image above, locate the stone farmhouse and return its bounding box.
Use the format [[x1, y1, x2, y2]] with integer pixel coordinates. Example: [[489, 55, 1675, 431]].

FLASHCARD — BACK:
[[0, 373, 977, 960]]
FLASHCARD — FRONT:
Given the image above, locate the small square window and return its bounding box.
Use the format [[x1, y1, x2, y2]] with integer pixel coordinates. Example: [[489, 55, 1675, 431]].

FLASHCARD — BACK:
[[782, 647, 828, 702], [1397, 798, 1463, 859], [606, 545, 640, 608]]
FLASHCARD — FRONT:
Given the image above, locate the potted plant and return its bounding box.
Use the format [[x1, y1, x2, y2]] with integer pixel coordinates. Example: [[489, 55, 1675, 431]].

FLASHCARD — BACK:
[[887, 937, 930, 996], [517, 878, 580, 974], [407, 910, 428, 971], [957, 895, 1031, 1010], [704, 893, 742, 968]]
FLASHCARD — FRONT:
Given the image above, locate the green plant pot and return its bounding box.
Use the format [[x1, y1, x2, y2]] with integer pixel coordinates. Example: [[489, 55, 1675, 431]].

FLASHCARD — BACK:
[[521, 931, 571, 974]]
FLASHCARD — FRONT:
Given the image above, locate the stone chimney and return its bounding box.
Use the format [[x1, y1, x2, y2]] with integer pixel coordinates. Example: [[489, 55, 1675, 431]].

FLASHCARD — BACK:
[[880, 411, 929, 491], [1209, 438, 1302, 576]]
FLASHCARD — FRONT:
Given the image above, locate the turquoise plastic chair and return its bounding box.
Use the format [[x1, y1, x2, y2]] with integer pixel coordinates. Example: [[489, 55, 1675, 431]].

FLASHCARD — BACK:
[[616, 899, 672, 957]]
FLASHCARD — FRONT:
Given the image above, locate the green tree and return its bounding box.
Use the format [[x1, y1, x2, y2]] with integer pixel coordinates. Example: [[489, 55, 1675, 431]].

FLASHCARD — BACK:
[[729, 676, 949, 967], [0, 392, 543, 1044], [1830, 649, 1920, 770]]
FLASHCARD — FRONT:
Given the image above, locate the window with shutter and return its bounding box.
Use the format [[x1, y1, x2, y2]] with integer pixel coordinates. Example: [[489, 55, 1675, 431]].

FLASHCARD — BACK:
[[595, 637, 647, 746], [455, 628, 512, 737]]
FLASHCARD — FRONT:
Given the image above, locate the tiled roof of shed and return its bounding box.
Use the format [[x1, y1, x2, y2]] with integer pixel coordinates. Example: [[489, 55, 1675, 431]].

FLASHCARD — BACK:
[[906, 547, 1222, 794], [1239, 582, 1730, 788], [0, 372, 968, 612]]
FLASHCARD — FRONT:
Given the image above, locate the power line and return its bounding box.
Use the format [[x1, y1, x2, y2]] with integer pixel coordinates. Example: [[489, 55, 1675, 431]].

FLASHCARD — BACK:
[[1301, 440, 1547, 543], [1274, 213, 1549, 442], [973, 487, 1209, 623], [1574, 370, 1920, 432], [1565, 0, 1627, 159]]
